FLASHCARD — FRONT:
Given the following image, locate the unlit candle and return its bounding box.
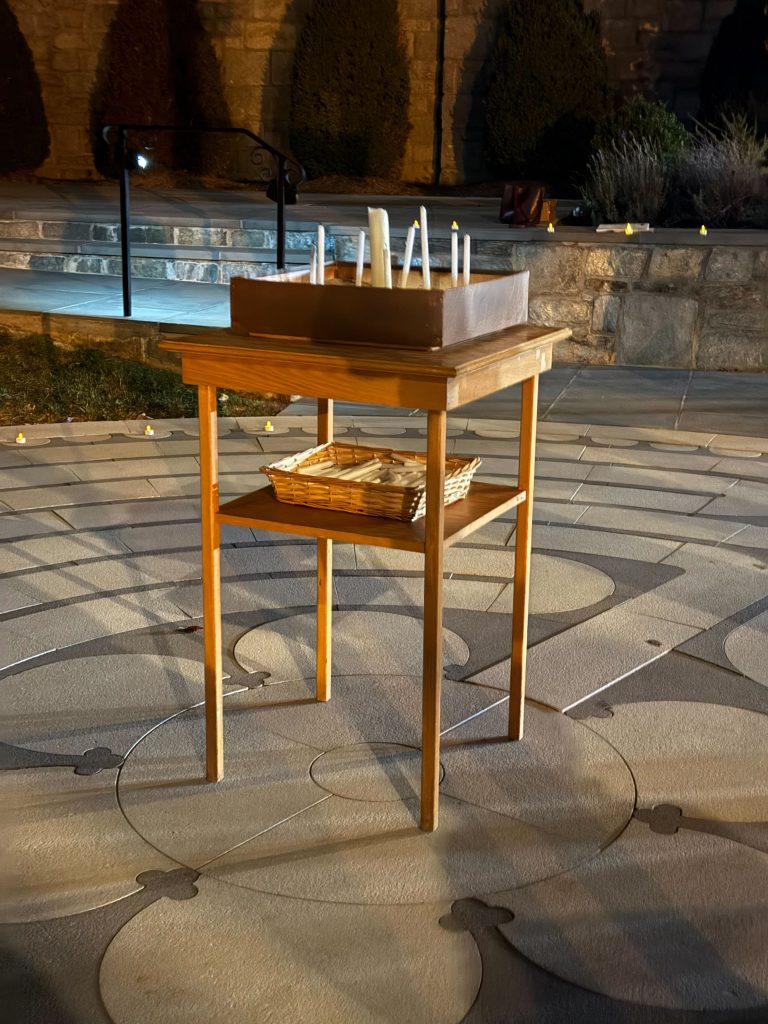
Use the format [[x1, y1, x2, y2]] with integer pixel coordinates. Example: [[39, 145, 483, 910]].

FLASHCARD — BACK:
[[419, 205, 431, 289], [450, 220, 459, 286], [400, 220, 417, 287], [383, 242, 393, 289], [309, 243, 317, 284], [368, 207, 391, 288], [463, 233, 471, 285], [317, 224, 325, 284], [355, 228, 365, 285]]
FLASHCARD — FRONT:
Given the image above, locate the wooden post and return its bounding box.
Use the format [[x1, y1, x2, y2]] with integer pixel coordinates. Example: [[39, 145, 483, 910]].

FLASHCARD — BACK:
[[420, 409, 446, 831], [509, 374, 539, 739], [316, 398, 334, 701], [198, 384, 223, 780]]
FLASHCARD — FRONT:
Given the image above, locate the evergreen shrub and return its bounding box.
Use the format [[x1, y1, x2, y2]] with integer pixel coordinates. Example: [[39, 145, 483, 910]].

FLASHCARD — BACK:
[[0, 1, 50, 174], [701, 0, 768, 136], [483, 0, 608, 189], [90, 0, 230, 177], [290, 0, 410, 179], [595, 95, 688, 156]]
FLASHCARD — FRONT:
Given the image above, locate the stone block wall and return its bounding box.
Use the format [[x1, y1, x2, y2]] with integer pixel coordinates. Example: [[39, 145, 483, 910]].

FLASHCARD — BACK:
[[479, 239, 767, 370], [8, 0, 737, 184], [335, 231, 767, 370]]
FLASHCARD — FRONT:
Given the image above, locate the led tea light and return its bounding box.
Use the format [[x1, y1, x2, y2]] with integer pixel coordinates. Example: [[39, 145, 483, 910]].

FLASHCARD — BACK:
[[700, 225, 708, 236], [547, 222, 555, 234], [624, 223, 634, 236], [15, 432, 26, 444], [144, 424, 154, 436], [264, 420, 274, 433]]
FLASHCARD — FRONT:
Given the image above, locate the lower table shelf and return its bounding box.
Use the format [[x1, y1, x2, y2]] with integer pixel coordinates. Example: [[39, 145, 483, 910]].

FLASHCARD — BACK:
[[218, 481, 525, 553]]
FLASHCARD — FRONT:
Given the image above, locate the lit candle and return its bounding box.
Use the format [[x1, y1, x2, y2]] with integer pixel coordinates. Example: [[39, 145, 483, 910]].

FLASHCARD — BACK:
[[419, 205, 431, 289], [355, 228, 365, 286], [144, 424, 154, 436], [15, 432, 26, 444], [264, 419, 274, 432], [400, 220, 417, 287], [547, 222, 555, 234], [463, 233, 471, 285], [309, 243, 317, 284], [700, 224, 708, 236], [317, 224, 325, 285], [450, 220, 459, 286], [367, 208, 391, 288], [383, 242, 392, 289], [625, 222, 634, 236]]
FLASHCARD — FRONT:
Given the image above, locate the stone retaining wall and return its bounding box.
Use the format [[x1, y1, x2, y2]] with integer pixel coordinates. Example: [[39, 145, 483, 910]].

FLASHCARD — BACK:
[[334, 233, 767, 371]]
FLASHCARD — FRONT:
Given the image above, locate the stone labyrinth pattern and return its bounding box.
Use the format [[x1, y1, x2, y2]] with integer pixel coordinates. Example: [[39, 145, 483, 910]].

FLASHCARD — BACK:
[[1, 412, 767, 1023]]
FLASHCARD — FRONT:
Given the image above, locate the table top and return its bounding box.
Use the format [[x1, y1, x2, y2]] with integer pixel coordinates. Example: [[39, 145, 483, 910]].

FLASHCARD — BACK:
[[161, 324, 569, 410]]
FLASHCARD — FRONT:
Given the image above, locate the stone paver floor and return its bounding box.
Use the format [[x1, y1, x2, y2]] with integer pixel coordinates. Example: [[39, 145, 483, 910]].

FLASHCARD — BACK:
[[1, 394, 767, 1022]]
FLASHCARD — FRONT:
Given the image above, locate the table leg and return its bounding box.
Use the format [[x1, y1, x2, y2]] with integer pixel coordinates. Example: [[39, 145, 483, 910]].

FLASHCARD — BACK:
[[421, 409, 446, 832], [509, 374, 539, 740], [198, 384, 223, 780], [317, 398, 333, 702]]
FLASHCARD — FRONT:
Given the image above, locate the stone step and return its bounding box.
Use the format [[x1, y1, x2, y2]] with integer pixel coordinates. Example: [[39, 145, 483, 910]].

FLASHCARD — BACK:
[[0, 238, 312, 261], [0, 220, 322, 249], [0, 245, 311, 285]]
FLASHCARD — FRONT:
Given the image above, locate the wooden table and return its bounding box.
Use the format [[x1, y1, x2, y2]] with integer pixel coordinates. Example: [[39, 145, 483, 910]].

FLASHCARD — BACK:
[[161, 324, 567, 832]]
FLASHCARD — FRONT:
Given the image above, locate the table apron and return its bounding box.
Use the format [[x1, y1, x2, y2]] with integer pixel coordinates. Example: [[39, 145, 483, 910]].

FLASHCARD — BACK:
[[181, 355, 450, 409]]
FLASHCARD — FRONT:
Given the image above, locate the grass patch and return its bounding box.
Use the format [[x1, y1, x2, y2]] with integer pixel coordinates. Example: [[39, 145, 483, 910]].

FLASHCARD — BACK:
[[0, 334, 288, 425]]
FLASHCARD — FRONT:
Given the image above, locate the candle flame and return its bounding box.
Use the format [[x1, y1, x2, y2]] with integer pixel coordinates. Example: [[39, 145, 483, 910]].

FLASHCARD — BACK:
[[451, 220, 459, 230], [412, 219, 419, 228], [700, 224, 708, 236], [625, 223, 634, 236], [547, 222, 555, 233]]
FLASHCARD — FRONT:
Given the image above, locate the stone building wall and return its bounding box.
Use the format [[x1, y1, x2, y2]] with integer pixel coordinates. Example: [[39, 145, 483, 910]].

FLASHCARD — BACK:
[[8, 0, 737, 184]]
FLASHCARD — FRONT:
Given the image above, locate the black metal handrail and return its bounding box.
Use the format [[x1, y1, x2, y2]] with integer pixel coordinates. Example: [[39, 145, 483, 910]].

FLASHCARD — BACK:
[[101, 124, 305, 316]]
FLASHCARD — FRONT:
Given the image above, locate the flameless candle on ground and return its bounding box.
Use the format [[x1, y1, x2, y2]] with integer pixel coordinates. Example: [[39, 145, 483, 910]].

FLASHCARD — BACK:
[[419, 205, 431, 289], [144, 424, 154, 436], [400, 220, 417, 288], [355, 229, 365, 286], [15, 432, 26, 444], [317, 225, 325, 285], [463, 233, 471, 285], [451, 221, 459, 286]]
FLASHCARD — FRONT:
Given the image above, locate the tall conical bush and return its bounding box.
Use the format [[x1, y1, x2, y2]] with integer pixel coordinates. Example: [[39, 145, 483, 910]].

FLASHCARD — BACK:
[[290, 0, 410, 179], [484, 0, 608, 189], [90, 0, 230, 176], [0, 1, 50, 174]]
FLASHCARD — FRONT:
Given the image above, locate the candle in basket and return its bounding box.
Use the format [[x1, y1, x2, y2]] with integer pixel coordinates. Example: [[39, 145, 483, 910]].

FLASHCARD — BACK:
[[317, 224, 325, 284], [400, 220, 417, 288], [419, 205, 431, 289], [368, 207, 391, 288], [463, 233, 471, 285], [355, 228, 365, 286], [450, 221, 459, 286]]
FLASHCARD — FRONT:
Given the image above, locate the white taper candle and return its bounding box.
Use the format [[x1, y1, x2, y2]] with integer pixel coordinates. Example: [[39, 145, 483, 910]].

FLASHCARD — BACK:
[[317, 224, 325, 285], [463, 233, 471, 285], [309, 243, 317, 284], [368, 208, 391, 287], [419, 205, 431, 289], [355, 228, 365, 286], [383, 242, 392, 288], [450, 220, 459, 286], [400, 220, 417, 287]]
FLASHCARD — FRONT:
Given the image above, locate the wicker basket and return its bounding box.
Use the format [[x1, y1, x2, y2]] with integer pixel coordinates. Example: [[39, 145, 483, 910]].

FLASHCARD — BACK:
[[261, 442, 481, 522]]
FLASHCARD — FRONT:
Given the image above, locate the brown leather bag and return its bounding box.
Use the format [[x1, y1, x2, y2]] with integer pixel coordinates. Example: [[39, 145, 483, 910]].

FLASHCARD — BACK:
[[499, 181, 546, 227]]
